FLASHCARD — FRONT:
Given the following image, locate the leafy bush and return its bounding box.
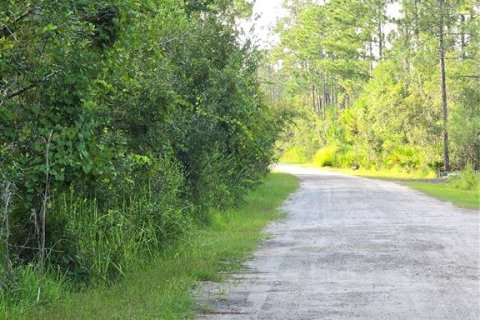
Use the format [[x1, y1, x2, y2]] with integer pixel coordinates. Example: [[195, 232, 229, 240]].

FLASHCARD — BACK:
[[335, 147, 356, 168], [0, 0, 282, 314], [386, 146, 424, 171], [36, 154, 194, 286], [450, 87, 480, 169], [279, 147, 308, 164], [313, 145, 338, 167]]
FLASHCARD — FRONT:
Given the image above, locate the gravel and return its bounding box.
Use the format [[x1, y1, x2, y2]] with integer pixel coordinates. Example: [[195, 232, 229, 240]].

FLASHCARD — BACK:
[[195, 165, 480, 320]]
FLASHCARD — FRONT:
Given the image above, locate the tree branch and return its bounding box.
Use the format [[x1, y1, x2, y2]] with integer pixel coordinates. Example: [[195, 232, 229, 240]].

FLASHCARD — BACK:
[[0, 72, 56, 107], [0, 7, 32, 38]]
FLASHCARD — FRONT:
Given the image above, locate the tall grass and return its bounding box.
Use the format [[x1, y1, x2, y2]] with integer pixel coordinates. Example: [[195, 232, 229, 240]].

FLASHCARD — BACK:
[[0, 266, 69, 319], [0, 181, 191, 317], [20, 173, 297, 320], [447, 163, 480, 191], [1, 173, 298, 319], [54, 184, 192, 284]]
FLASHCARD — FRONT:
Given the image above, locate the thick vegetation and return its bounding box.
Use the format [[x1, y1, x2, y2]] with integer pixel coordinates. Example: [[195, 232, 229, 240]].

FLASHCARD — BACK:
[[23, 174, 298, 320], [271, 0, 479, 179], [0, 0, 287, 315]]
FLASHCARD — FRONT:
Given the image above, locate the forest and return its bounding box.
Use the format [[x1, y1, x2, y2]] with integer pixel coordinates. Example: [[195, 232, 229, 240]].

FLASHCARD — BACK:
[[272, 0, 479, 178], [0, 0, 479, 318], [0, 0, 287, 315]]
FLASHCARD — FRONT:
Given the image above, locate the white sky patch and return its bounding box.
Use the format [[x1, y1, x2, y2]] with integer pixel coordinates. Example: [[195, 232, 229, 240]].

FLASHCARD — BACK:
[[240, 0, 402, 49], [240, 0, 287, 49]]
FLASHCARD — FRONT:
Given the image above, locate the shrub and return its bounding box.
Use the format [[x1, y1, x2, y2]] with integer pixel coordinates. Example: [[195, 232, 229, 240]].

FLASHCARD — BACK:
[[386, 146, 423, 171], [0, 0, 283, 314], [448, 163, 480, 191], [313, 145, 338, 167], [336, 148, 356, 168], [279, 147, 308, 164], [43, 155, 190, 285]]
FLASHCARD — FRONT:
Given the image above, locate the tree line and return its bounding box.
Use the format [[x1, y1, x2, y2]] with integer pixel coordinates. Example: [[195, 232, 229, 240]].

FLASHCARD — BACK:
[[271, 0, 479, 175], [0, 0, 285, 306]]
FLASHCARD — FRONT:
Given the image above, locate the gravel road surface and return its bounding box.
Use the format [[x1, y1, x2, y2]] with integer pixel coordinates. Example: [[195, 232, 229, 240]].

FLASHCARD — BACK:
[[196, 165, 480, 319]]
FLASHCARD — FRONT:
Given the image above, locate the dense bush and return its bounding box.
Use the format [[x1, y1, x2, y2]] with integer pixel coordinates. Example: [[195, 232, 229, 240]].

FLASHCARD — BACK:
[[0, 0, 284, 311], [312, 145, 338, 167], [279, 147, 308, 164]]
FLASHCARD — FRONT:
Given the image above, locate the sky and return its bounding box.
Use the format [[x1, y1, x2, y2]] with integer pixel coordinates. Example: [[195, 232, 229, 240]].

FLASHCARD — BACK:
[[241, 0, 402, 49], [241, 0, 287, 48]]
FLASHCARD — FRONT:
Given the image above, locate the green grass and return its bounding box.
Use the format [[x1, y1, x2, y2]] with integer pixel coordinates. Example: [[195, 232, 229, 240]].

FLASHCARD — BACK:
[[17, 173, 298, 320], [405, 182, 480, 210]]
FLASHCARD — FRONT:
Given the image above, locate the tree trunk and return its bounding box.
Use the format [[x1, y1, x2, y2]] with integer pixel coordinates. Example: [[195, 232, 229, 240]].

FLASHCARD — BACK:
[[378, 18, 383, 58], [460, 14, 466, 59], [439, 0, 450, 172], [369, 40, 374, 71], [2, 182, 14, 279]]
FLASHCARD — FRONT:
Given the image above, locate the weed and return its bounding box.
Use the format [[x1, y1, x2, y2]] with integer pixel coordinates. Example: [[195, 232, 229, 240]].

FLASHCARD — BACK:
[[447, 163, 480, 191], [4, 173, 298, 320]]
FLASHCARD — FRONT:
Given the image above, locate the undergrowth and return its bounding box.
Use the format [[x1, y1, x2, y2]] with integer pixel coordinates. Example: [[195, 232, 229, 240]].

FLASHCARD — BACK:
[[2, 173, 298, 320], [447, 163, 480, 191]]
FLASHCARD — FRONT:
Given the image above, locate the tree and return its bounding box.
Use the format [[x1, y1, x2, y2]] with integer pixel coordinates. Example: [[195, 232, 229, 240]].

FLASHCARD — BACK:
[[271, 0, 479, 172], [0, 0, 284, 290], [438, 0, 450, 172]]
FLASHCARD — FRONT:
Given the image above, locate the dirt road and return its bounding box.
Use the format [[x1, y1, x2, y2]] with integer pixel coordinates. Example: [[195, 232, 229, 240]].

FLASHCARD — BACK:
[[196, 165, 480, 319]]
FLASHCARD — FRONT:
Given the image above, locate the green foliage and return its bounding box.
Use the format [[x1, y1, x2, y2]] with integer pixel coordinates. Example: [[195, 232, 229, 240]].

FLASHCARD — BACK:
[[273, 0, 479, 175], [43, 156, 188, 285], [447, 164, 480, 191], [275, 109, 323, 163], [313, 145, 338, 167], [450, 87, 480, 169], [0, 0, 285, 314], [5, 173, 298, 320], [279, 147, 308, 164], [335, 147, 356, 168], [0, 266, 69, 318], [386, 146, 424, 172]]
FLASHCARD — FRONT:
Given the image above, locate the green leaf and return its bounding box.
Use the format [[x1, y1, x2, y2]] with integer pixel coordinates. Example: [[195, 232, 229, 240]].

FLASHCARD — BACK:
[[42, 23, 58, 32]]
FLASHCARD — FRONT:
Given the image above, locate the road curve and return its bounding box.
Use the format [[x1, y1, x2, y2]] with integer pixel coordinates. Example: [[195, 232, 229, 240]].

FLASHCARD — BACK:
[[196, 165, 480, 320]]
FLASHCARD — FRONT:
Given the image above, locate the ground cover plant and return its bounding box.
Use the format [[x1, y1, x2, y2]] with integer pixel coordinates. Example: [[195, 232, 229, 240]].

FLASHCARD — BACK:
[[12, 173, 297, 320]]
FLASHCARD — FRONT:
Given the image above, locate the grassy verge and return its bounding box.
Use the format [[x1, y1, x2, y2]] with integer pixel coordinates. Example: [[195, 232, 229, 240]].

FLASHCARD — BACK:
[[20, 173, 298, 320], [405, 182, 479, 210]]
